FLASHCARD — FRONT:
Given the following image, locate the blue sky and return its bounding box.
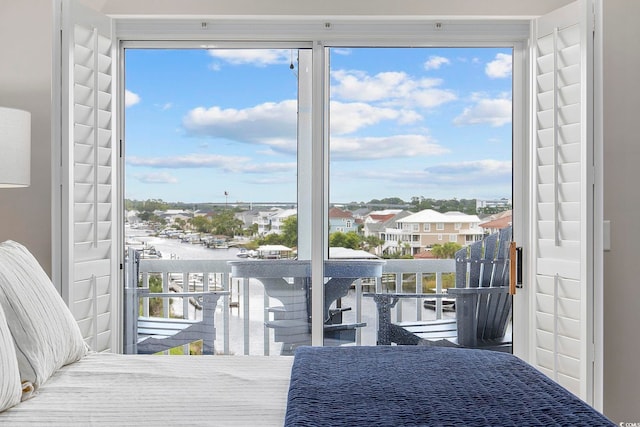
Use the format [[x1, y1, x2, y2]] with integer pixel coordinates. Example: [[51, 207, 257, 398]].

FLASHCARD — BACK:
[[125, 47, 512, 204]]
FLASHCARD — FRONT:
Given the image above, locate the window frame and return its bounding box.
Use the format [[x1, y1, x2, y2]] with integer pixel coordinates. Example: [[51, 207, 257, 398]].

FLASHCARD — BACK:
[[115, 18, 530, 350]]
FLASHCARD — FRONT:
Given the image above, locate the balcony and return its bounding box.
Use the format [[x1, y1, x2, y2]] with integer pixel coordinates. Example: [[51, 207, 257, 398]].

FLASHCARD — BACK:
[[124, 252, 457, 356]]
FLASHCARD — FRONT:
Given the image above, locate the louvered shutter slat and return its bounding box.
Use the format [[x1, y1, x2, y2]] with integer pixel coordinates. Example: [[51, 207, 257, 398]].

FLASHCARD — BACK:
[[531, 3, 592, 399], [62, 1, 116, 353]]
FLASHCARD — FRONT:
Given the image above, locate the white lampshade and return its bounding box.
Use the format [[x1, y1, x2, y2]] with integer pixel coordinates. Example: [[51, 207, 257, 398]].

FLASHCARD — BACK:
[[0, 107, 31, 188]]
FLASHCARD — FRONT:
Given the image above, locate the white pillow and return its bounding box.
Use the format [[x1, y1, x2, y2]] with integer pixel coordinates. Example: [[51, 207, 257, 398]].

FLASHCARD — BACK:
[[0, 241, 89, 389], [0, 302, 21, 412]]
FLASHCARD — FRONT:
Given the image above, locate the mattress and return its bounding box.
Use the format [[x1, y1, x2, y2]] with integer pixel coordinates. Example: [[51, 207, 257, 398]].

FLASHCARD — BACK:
[[285, 346, 615, 426], [1, 352, 293, 426]]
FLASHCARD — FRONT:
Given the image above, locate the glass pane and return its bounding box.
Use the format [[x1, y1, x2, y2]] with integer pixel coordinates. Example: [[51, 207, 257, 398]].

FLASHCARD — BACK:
[[328, 47, 513, 349], [124, 48, 308, 356]]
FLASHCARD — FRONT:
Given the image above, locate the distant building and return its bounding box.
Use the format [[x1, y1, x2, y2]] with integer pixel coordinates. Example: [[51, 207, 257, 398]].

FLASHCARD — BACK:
[[395, 209, 484, 256], [350, 207, 372, 220], [156, 209, 193, 224], [253, 207, 289, 235], [476, 198, 512, 212], [479, 210, 512, 234], [362, 209, 411, 256], [329, 207, 358, 234], [269, 208, 297, 235], [235, 209, 260, 230]]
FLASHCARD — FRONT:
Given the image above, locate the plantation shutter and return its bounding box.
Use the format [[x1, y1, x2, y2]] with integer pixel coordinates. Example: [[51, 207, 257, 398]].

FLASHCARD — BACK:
[[61, 0, 117, 352], [531, 0, 594, 403]]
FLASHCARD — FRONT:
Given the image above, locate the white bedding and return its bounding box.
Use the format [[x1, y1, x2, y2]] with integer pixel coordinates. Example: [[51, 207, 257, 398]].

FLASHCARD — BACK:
[[0, 353, 294, 426]]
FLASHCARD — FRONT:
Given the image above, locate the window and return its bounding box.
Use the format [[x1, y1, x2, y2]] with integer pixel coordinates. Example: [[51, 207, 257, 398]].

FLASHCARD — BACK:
[[449, 234, 457, 242], [454, 222, 462, 230], [118, 25, 516, 355]]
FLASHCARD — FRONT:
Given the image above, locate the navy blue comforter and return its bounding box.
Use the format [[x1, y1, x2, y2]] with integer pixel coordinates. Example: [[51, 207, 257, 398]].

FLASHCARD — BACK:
[[284, 346, 614, 426]]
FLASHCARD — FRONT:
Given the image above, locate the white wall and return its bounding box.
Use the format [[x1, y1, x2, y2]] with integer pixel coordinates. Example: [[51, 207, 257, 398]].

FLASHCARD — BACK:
[[602, 0, 640, 423], [0, 0, 53, 274], [94, 0, 572, 17], [1, 0, 637, 423]]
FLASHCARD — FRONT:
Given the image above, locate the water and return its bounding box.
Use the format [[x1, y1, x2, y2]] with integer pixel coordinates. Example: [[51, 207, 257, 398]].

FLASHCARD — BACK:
[[126, 228, 242, 260]]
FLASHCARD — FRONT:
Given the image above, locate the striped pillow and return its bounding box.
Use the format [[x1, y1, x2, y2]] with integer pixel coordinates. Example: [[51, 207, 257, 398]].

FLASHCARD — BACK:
[[0, 302, 21, 412], [0, 241, 89, 389]]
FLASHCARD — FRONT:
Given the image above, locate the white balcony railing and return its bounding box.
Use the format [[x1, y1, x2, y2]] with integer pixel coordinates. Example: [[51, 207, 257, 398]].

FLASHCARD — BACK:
[[124, 253, 456, 356]]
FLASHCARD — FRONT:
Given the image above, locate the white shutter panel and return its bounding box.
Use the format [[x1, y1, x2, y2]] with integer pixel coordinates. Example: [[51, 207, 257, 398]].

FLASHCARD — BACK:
[[532, 0, 594, 402], [61, 0, 116, 353]]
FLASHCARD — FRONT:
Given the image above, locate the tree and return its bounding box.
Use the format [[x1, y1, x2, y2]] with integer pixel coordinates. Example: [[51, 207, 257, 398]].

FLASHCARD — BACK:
[[244, 223, 258, 237], [363, 235, 384, 251], [189, 216, 213, 233], [126, 198, 169, 213], [174, 217, 186, 230], [259, 233, 285, 246], [255, 215, 298, 248], [408, 197, 476, 214], [330, 231, 361, 250], [210, 210, 243, 237], [430, 242, 462, 259], [280, 216, 298, 248]]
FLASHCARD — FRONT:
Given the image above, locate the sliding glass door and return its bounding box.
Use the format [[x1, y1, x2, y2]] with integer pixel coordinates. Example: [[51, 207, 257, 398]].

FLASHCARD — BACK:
[[122, 43, 515, 355]]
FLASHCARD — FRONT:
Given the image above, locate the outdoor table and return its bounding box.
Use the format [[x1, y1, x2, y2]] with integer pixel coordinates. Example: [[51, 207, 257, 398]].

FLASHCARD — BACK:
[[228, 259, 384, 353]]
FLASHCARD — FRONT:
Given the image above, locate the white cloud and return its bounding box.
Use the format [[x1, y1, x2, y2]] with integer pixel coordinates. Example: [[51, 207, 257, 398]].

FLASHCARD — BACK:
[[232, 161, 297, 174], [332, 48, 352, 56], [128, 154, 246, 169], [330, 101, 421, 135], [183, 98, 424, 151], [347, 159, 512, 196], [330, 134, 449, 160], [134, 172, 178, 184], [183, 100, 298, 152], [331, 70, 457, 108], [208, 49, 291, 67], [411, 89, 458, 109], [245, 176, 295, 185], [424, 55, 450, 70], [485, 53, 512, 79], [125, 90, 140, 107], [424, 160, 512, 177], [127, 154, 295, 174], [453, 96, 512, 127]]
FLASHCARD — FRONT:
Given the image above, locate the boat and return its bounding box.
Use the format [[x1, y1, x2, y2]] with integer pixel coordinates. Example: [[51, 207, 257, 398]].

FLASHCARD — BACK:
[[236, 248, 250, 258], [138, 246, 162, 259]]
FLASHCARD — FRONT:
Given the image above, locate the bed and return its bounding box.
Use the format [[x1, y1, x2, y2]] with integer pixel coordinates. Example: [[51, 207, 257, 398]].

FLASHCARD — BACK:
[[0, 352, 293, 426], [0, 241, 616, 426], [284, 345, 615, 426], [0, 240, 294, 426]]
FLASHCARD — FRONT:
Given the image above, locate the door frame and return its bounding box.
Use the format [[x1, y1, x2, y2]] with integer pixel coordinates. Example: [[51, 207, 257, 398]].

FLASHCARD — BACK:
[[52, 3, 603, 406]]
